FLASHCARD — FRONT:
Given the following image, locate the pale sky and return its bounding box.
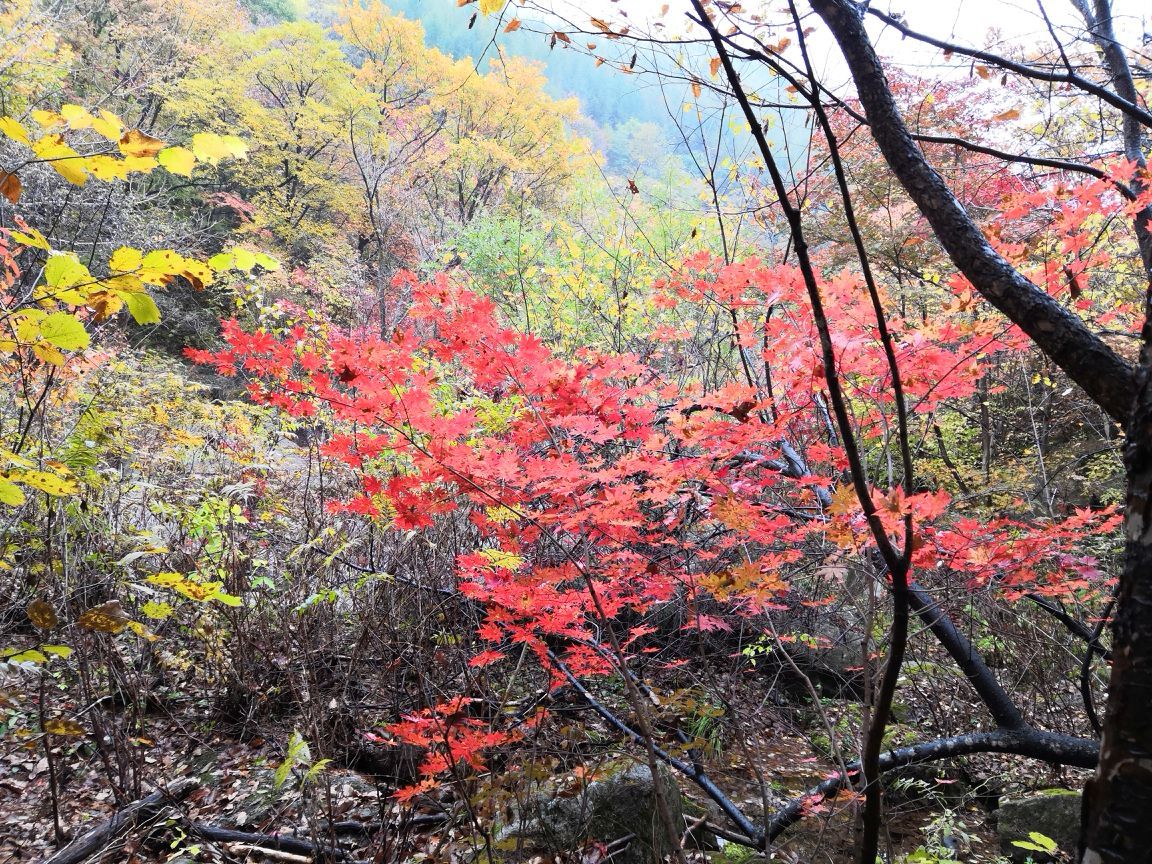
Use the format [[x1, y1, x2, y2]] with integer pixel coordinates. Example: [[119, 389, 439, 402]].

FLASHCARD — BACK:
[[519, 0, 1149, 108], [523, 0, 1148, 59]]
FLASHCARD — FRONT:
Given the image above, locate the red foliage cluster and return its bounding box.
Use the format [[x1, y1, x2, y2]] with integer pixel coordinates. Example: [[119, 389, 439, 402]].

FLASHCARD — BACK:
[[189, 248, 1121, 796]]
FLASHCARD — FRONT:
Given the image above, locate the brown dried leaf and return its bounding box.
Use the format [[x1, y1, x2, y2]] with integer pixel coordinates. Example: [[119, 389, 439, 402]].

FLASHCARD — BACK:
[[77, 600, 131, 634], [0, 170, 20, 204], [118, 129, 165, 159], [26, 599, 57, 631]]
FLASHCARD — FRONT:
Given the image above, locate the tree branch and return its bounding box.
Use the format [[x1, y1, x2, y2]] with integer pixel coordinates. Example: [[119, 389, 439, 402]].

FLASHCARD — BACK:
[[809, 0, 1138, 425], [765, 728, 1099, 841]]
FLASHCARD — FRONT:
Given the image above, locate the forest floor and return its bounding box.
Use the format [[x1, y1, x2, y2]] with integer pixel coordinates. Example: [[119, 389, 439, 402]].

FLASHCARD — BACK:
[[0, 693, 1022, 864]]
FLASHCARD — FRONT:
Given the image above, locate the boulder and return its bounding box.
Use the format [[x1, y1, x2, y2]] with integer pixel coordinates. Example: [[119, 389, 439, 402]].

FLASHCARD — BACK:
[[497, 762, 684, 864], [996, 789, 1081, 862]]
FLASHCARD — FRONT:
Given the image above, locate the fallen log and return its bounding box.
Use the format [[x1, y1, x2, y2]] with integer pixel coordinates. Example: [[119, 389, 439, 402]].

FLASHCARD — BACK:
[[189, 822, 354, 861], [41, 778, 198, 864]]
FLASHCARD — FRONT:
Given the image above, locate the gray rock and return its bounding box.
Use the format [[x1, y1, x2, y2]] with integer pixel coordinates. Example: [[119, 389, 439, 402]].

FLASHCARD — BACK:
[[497, 762, 685, 864], [996, 789, 1081, 862]]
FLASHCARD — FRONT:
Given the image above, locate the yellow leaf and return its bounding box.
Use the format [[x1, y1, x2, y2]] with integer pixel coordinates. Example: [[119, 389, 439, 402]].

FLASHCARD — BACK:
[[157, 146, 196, 177], [17, 468, 78, 496], [118, 129, 165, 158], [76, 600, 131, 633], [84, 155, 131, 181], [0, 116, 30, 145], [121, 155, 158, 174], [109, 247, 142, 272], [140, 600, 174, 620], [32, 135, 87, 185], [44, 717, 85, 736], [90, 110, 123, 142], [105, 273, 143, 293], [828, 485, 858, 517], [31, 109, 65, 129], [27, 599, 58, 630], [31, 342, 67, 366], [6, 649, 46, 664], [141, 249, 187, 275], [0, 448, 35, 469], [479, 0, 506, 14], [11, 226, 49, 250], [476, 548, 523, 571], [220, 135, 249, 159], [60, 104, 93, 130], [88, 290, 124, 320], [191, 132, 232, 165], [181, 260, 214, 290], [127, 621, 159, 641], [147, 572, 186, 589], [175, 580, 225, 602], [16, 311, 45, 342]]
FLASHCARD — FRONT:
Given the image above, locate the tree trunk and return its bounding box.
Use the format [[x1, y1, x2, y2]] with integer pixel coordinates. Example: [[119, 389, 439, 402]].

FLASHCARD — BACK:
[[1081, 359, 1152, 862]]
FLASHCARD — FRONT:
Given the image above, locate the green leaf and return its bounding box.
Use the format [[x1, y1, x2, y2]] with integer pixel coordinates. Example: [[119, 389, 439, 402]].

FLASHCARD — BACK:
[[45, 254, 91, 289], [1011, 832, 1059, 854], [305, 758, 332, 782], [210, 590, 243, 607], [231, 247, 257, 271], [274, 730, 312, 788], [124, 293, 161, 325], [42, 644, 73, 659], [208, 252, 234, 272], [38, 313, 89, 351], [254, 252, 280, 271], [7, 649, 47, 664]]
